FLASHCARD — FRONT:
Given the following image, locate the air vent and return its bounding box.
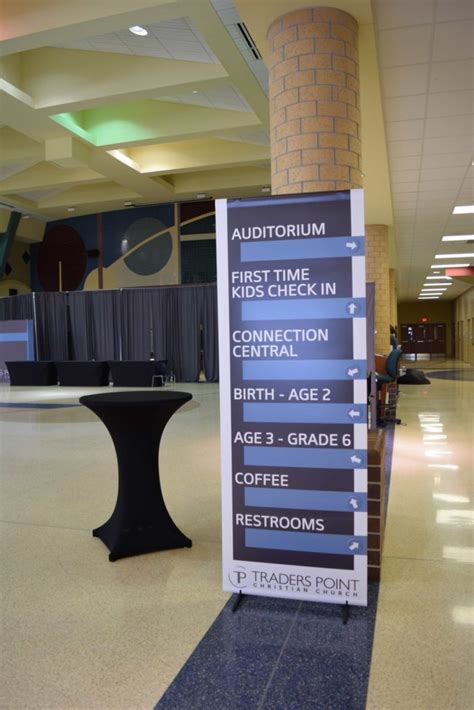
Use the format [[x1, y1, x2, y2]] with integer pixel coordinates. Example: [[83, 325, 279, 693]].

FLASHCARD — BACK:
[[237, 22, 262, 60]]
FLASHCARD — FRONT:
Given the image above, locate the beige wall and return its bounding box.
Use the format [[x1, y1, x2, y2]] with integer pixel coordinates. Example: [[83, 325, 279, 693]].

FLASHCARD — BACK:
[[454, 287, 474, 365], [397, 301, 454, 357]]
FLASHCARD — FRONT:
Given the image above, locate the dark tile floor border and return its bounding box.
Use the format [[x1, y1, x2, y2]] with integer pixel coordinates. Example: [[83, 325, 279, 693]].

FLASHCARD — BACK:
[[156, 427, 395, 710]]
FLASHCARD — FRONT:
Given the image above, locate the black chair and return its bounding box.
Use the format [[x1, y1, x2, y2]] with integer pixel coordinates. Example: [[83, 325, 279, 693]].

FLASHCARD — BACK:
[[151, 360, 168, 387]]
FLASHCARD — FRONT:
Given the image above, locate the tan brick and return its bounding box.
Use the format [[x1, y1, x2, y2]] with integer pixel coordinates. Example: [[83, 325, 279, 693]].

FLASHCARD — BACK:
[[284, 182, 304, 193], [274, 88, 299, 111], [287, 133, 318, 151], [347, 104, 361, 124], [285, 38, 314, 59], [298, 22, 330, 39], [302, 148, 334, 165], [303, 180, 336, 191], [272, 26, 297, 51], [299, 53, 332, 70], [331, 23, 356, 45], [320, 164, 350, 181], [278, 151, 302, 171], [346, 74, 360, 93], [333, 55, 357, 75], [289, 165, 319, 182], [335, 117, 358, 136], [299, 85, 332, 102], [319, 132, 349, 149], [272, 170, 289, 189], [316, 69, 346, 86], [313, 7, 358, 30], [271, 108, 287, 131], [333, 86, 357, 105], [315, 38, 345, 55], [351, 167, 363, 185], [276, 119, 301, 140], [285, 69, 314, 89], [272, 138, 287, 157], [283, 8, 313, 28], [286, 101, 317, 120], [272, 57, 299, 81], [335, 180, 355, 190], [318, 100, 347, 117], [349, 136, 361, 155], [345, 42, 358, 62], [269, 76, 284, 98], [301, 116, 334, 133], [335, 149, 359, 168], [269, 47, 284, 67]]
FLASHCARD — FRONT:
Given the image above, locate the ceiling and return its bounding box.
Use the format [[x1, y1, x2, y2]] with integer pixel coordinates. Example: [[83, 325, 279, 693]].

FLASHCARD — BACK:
[[0, 0, 472, 301]]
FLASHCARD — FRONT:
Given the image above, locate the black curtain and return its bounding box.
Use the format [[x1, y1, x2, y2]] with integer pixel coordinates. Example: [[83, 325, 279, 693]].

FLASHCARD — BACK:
[[200, 284, 219, 382], [0, 285, 219, 379], [34, 292, 68, 360], [0, 294, 34, 320], [69, 290, 121, 360]]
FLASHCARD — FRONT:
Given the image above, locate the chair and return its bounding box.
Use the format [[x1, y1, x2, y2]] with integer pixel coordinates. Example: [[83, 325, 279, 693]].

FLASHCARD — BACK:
[[151, 360, 168, 388], [376, 349, 402, 426]]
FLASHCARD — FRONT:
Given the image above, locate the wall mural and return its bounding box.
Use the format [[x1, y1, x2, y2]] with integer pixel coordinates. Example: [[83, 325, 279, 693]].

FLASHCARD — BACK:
[[30, 201, 216, 291]]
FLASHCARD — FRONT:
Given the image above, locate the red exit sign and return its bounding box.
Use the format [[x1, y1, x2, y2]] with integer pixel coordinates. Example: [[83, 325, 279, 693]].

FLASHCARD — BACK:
[[421, 316, 428, 323]]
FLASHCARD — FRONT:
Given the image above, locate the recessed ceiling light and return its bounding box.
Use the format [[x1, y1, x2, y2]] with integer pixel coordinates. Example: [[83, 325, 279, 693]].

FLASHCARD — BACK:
[[423, 285, 449, 289], [67, 207, 75, 212], [442, 235, 474, 242], [435, 253, 474, 259], [129, 25, 148, 36], [426, 276, 452, 280], [22, 215, 30, 219], [418, 296, 439, 300], [123, 201, 135, 207], [453, 205, 474, 214], [192, 90, 199, 94], [196, 193, 207, 199], [421, 287, 447, 291], [431, 263, 469, 268], [261, 187, 271, 193]]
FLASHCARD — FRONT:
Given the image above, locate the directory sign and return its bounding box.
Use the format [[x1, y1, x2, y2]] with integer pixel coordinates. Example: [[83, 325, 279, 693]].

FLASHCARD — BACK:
[[216, 190, 368, 606], [0, 319, 34, 383]]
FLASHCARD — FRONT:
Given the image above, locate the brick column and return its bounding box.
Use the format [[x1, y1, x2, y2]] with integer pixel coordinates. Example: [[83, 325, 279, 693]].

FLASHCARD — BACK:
[[389, 268, 398, 330], [365, 224, 391, 354], [267, 6, 361, 194]]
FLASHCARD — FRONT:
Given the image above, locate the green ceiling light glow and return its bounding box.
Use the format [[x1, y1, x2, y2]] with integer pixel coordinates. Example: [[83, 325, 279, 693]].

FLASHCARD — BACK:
[[50, 112, 94, 144]]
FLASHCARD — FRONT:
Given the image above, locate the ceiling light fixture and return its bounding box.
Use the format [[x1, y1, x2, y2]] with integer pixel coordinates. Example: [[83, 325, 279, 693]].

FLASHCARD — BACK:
[[129, 25, 148, 36], [261, 187, 271, 193], [453, 205, 474, 214], [431, 263, 469, 268], [442, 235, 474, 242], [435, 253, 474, 259], [123, 201, 135, 207], [426, 276, 452, 280], [196, 193, 207, 199], [67, 207, 75, 212], [418, 296, 439, 300]]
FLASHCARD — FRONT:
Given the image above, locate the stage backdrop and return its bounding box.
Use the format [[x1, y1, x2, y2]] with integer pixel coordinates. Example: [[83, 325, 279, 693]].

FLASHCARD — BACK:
[[217, 190, 368, 606]]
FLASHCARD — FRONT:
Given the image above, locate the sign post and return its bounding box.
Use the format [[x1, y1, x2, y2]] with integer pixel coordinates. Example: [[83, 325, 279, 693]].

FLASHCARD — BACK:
[[217, 190, 368, 606]]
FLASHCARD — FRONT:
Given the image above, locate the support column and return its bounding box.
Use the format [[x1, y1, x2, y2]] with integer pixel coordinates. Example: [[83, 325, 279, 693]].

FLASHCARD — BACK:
[[389, 268, 398, 329], [365, 224, 391, 354], [267, 6, 362, 194]]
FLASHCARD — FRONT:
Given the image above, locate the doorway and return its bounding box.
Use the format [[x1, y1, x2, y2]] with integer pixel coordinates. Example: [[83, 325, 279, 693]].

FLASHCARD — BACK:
[[400, 323, 447, 360]]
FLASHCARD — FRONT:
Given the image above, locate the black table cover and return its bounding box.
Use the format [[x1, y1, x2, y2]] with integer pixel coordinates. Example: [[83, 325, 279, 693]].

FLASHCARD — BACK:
[[79, 390, 192, 561], [6, 360, 57, 386], [108, 360, 165, 387], [56, 360, 110, 387]]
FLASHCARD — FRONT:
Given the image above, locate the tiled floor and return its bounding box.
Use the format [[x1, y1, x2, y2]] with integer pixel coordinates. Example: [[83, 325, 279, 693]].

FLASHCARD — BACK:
[[1, 361, 473, 709]]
